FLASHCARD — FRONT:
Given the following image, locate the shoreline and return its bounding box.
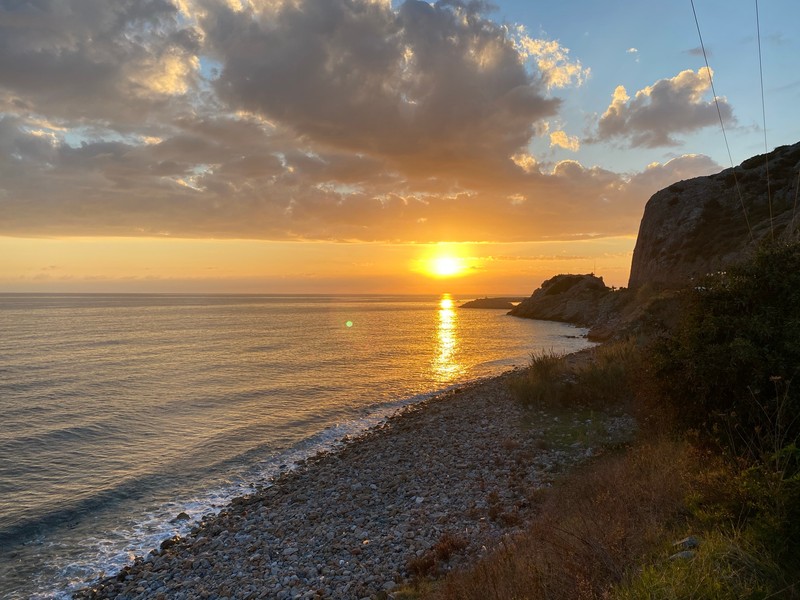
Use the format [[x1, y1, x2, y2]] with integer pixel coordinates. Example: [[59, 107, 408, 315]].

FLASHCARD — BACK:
[[74, 351, 631, 600]]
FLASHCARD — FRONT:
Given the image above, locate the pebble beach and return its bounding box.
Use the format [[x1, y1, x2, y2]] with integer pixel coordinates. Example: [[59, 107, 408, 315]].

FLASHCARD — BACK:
[[75, 363, 634, 600]]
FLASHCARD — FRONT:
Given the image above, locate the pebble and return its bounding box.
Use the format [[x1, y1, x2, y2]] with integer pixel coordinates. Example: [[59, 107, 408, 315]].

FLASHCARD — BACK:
[[74, 373, 634, 600]]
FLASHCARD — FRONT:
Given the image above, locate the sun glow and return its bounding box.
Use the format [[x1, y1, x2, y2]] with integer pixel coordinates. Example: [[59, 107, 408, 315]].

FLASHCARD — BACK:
[[430, 256, 466, 277]]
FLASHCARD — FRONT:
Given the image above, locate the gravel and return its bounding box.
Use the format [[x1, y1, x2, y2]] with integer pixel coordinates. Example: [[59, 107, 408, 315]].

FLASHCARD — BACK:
[[74, 371, 634, 600]]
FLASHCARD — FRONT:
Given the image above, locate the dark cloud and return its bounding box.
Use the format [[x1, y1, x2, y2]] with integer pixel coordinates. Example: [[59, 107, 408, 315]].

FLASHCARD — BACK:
[[685, 46, 710, 57], [203, 0, 558, 176], [592, 68, 734, 148], [0, 0, 199, 125]]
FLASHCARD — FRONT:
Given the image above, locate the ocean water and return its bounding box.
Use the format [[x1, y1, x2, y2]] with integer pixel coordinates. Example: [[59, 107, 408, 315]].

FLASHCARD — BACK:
[[0, 293, 592, 599]]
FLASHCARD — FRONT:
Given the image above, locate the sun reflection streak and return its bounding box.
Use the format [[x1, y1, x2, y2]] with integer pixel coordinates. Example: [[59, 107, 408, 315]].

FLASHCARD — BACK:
[[433, 294, 463, 384]]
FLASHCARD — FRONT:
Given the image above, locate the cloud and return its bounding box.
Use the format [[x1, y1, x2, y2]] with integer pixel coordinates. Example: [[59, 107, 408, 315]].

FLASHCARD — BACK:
[[592, 68, 734, 147], [685, 46, 709, 57], [512, 29, 591, 89], [0, 0, 202, 126], [202, 0, 559, 177], [549, 130, 580, 152], [0, 104, 722, 243], [0, 0, 722, 246], [626, 47, 638, 54]]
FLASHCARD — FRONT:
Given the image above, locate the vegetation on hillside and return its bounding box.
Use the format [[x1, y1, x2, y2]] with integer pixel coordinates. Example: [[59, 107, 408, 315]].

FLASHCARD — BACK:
[[397, 241, 800, 600]]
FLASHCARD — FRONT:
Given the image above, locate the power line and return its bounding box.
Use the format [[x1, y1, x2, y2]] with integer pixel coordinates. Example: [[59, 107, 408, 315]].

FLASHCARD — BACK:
[[756, 0, 774, 240], [690, 0, 754, 242], [792, 169, 800, 232]]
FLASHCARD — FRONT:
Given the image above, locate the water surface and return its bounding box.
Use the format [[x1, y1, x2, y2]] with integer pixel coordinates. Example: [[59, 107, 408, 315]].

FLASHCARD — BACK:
[[0, 293, 592, 598]]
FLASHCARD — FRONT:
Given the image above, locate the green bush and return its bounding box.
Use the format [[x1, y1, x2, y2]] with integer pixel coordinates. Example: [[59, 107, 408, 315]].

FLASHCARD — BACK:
[[652, 241, 800, 454], [650, 241, 800, 567]]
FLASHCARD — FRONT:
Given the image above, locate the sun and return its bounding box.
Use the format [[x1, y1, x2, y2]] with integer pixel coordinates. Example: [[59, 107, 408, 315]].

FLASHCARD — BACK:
[[429, 255, 467, 278]]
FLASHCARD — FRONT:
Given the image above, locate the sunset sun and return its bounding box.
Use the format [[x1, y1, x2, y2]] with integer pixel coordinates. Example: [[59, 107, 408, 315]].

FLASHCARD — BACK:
[[430, 256, 467, 278]]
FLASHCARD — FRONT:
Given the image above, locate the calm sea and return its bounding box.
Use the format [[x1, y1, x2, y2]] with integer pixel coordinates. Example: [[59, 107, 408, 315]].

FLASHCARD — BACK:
[[0, 294, 592, 599]]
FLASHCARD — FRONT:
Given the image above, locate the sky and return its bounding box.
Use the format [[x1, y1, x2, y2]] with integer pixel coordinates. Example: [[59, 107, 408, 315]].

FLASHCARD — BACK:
[[1, 0, 798, 294]]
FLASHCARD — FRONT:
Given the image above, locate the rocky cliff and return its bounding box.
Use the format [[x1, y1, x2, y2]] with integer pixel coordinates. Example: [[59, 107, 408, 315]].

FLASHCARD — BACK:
[[629, 142, 800, 288], [509, 274, 620, 328]]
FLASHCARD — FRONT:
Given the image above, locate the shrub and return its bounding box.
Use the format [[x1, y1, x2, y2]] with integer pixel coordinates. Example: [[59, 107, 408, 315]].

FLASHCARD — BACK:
[[649, 241, 800, 566], [509, 340, 638, 410], [651, 241, 800, 450], [508, 350, 567, 408]]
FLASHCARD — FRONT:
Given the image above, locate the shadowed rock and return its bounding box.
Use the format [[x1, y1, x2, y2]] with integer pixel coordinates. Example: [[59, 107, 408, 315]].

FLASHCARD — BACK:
[[629, 141, 800, 288], [460, 297, 524, 309], [509, 274, 612, 326]]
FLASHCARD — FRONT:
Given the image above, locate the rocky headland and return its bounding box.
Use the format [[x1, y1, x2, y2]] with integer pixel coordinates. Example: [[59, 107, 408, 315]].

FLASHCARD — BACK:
[[510, 142, 800, 337], [507, 275, 634, 341], [508, 274, 615, 327], [459, 297, 524, 309]]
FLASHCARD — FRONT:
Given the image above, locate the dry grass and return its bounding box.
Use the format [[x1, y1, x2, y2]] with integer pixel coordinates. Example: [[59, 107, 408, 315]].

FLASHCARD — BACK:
[[415, 435, 695, 600], [406, 533, 470, 578]]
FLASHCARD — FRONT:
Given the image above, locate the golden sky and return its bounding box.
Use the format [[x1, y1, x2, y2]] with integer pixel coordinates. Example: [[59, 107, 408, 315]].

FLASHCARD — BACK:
[[0, 236, 635, 293], [1, 0, 797, 294]]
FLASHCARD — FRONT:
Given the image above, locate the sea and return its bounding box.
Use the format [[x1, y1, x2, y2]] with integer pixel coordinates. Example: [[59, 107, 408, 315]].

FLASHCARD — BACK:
[[0, 293, 593, 599]]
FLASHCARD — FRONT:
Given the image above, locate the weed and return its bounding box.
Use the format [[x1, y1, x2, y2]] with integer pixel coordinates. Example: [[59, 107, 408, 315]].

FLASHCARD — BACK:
[[406, 532, 469, 578], [614, 529, 791, 600], [508, 350, 567, 408], [510, 339, 639, 412]]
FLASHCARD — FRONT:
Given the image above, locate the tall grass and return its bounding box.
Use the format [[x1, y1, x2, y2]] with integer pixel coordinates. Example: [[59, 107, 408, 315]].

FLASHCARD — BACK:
[[614, 529, 791, 600], [508, 349, 566, 408], [509, 339, 639, 410]]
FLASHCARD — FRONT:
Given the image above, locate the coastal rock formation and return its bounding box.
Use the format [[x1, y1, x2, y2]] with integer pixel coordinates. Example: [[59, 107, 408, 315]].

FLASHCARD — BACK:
[[509, 274, 613, 327], [460, 297, 523, 309], [629, 141, 800, 288]]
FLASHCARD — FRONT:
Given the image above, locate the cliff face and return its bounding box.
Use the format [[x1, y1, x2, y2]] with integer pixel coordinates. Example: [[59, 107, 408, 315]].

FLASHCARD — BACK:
[[629, 142, 800, 289]]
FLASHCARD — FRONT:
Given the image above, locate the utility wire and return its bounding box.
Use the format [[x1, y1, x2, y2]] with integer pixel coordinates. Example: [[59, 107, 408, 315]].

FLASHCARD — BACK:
[[690, 0, 754, 242], [792, 169, 800, 232], [756, 0, 774, 240]]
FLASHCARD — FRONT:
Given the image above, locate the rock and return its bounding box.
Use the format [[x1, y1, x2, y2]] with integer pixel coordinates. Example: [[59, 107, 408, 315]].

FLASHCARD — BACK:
[[629, 141, 800, 289], [460, 297, 523, 309], [673, 535, 700, 550], [508, 274, 629, 333], [171, 512, 191, 523], [159, 536, 180, 551]]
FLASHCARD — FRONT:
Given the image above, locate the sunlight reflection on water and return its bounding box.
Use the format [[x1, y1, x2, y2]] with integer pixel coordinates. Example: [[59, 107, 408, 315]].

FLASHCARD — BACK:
[[433, 294, 464, 384]]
